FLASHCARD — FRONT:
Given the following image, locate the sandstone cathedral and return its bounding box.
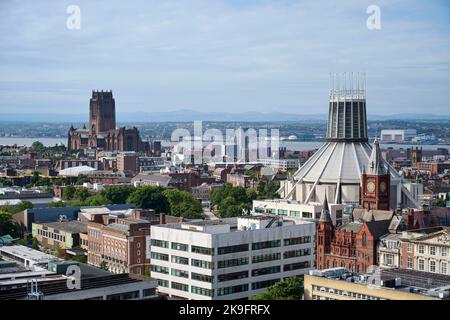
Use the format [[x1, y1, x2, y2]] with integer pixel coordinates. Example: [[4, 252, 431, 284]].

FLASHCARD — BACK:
[[67, 91, 149, 153]]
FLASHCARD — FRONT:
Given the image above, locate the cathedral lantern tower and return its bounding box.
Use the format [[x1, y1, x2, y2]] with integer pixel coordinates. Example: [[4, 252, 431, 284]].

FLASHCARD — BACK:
[[361, 138, 391, 210]]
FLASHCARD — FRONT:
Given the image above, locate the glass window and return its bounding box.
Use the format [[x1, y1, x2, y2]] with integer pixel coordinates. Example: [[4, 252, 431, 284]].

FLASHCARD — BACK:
[[252, 266, 280, 277], [218, 244, 248, 255], [218, 271, 248, 282], [441, 262, 448, 275], [171, 268, 189, 278], [406, 243, 413, 253], [407, 257, 413, 269], [283, 236, 311, 246], [418, 244, 425, 254], [418, 258, 425, 271], [171, 282, 189, 292], [171, 255, 189, 265], [252, 253, 281, 264], [218, 257, 248, 269], [191, 273, 213, 283], [171, 242, 188, 252], [430, 246, 436, 256], [151, 265, 169, 274], [441, 247, 448, 257], [191, 245, 213, 255], [191, 259, 213, 269], [252, 240, 281, 251], [151, 239, 169, 248], [429, 260, 436, 273]]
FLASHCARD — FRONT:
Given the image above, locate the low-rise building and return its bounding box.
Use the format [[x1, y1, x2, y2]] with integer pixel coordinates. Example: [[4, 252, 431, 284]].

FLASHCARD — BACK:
[[150, 215, 315, 300], [87, 217, 151, 275], [32, 220, 89, 255], [400, 226, 450, 275], [304, 267, 450, 300]]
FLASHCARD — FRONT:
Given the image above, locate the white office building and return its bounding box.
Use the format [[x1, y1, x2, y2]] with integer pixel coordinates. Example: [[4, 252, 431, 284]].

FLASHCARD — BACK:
[[380, 129, 417, 143], [252, 199, 352, 227], [149, 216, 315, 300]]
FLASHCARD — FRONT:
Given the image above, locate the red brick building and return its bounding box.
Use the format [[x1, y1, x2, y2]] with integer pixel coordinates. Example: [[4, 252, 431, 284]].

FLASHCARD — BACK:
[[316, 195, 394, 273]]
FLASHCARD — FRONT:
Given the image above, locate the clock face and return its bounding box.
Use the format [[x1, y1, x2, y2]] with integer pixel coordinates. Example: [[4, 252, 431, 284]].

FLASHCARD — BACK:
[[367, 181, 376, 193], [380, 181, 387, 193]]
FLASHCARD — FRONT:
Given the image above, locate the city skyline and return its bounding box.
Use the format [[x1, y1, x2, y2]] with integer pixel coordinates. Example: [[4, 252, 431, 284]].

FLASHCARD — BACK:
[[1, 0, 450, 116]]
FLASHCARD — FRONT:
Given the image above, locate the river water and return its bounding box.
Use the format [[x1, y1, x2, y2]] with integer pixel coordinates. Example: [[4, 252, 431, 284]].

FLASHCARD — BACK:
[[0, 137, 449, 152]]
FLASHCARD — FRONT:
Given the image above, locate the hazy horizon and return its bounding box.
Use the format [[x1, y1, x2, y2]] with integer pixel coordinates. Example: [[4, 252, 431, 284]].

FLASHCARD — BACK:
[[1, 0, 449, 115]]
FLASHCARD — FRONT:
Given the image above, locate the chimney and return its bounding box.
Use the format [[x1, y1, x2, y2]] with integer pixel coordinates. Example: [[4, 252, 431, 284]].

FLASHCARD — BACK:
[[160, 213, 166, 225]]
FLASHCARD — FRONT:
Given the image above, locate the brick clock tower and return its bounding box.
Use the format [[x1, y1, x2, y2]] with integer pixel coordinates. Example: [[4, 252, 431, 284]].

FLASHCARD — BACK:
[[361, 139, 391, 211]]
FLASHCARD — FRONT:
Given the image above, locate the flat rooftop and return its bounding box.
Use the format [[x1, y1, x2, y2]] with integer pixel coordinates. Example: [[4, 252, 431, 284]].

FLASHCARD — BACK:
[[0, 245, 61, 264], [38, 220, 88, 234], [310, 267, 450, 298]]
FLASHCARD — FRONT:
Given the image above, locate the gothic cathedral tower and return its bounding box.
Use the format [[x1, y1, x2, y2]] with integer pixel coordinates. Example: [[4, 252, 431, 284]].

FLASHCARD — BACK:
[[361, 139, 391, 210], [89, 90, 116, 136]]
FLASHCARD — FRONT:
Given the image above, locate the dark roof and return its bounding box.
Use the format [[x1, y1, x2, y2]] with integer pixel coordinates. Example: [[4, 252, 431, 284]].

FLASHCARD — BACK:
[[365, 219, 392, 239]]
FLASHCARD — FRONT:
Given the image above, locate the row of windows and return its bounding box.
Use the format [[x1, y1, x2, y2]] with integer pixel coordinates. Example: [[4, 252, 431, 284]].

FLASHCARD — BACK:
[[171, 255, 189, 265], [191, 286, 214, 297], [151, 239, 169, 248], [283, 248, 311, 259], [151, 252, 169, 261], [37, 229, 66, 243], [218, 271, 249, 283], [171, 268, 189, 278], [312, 285, 382, 300], [192, 245, 213, 256], [252, 253, 281, 264], [252, 279, 280, 290], [152, 236, 312, 256], [218, 257, 249, 269], [413, 244, 448, 257], [417, 258, 448, 274], [252, 266, 281, 277], [252, 240, 281, 251], [172, 242, 189, 252]]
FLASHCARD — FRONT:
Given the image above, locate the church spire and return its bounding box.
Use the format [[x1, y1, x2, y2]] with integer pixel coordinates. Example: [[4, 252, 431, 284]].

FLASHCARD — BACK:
[[319, 193, 332, 223], [367, 138, 386, 175]]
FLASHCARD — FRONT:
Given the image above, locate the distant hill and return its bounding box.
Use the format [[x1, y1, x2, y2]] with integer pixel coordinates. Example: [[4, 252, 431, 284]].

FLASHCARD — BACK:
[[0, 110, 449, 123]]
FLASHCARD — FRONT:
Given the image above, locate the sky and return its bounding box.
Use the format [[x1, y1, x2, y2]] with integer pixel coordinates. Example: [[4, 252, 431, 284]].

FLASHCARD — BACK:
[[0, 0, 449, 116]]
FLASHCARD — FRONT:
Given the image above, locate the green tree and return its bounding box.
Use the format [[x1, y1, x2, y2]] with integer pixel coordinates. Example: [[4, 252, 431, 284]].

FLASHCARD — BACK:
[[31, 141, 45, 152], [84, 194, 109, 206], [251, 277, 304, 300], [163, 189, 203, 219], [436, 197, 446, 207], [127, 186, 169, 212], [0, 210, 19, 237], [62, 185, 76, 200], [75, 188, 90, 201], [75, 174, 90, 185], [102, 185, 135, 204]]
